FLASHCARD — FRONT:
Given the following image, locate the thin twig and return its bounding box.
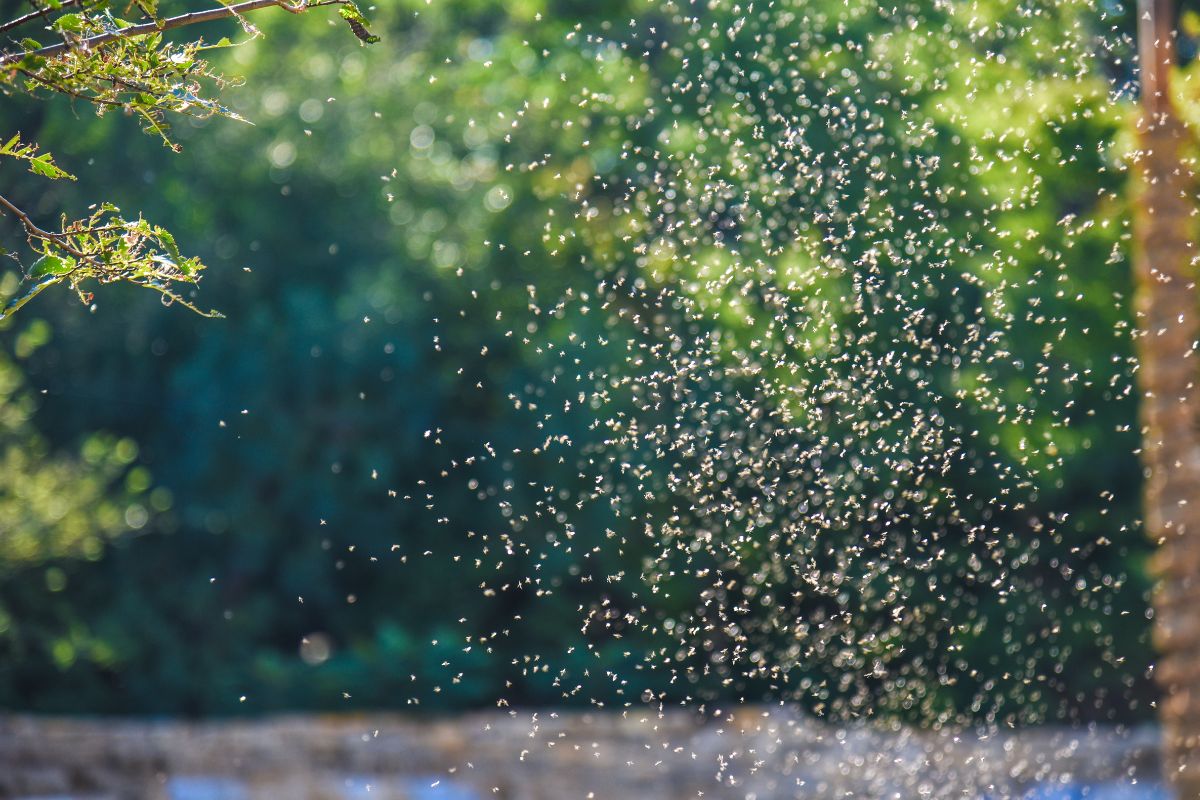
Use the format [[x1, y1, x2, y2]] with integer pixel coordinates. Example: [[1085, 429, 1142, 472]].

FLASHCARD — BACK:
[[0, 190, 55, 239], [0, 0, 321, 66], [0, 0, 80, 37], [17, 65, 126, 105], [0, 190, 90, 258]]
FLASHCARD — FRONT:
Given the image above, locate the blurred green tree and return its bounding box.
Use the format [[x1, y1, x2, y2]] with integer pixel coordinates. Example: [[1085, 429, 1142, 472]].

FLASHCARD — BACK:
[[0, 319, 148, 566], [0, 0, 1165, 727]]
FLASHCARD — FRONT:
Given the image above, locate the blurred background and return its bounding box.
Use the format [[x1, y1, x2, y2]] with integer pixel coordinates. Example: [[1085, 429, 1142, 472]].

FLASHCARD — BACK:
[[0, 0, 1185, 783], [11, 0, 1199, 796], [0, 0, 1157, 721]]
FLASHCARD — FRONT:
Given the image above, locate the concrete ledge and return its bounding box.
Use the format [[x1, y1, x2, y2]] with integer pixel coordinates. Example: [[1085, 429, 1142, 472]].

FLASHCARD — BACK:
[[0, 710, 1165, 799]]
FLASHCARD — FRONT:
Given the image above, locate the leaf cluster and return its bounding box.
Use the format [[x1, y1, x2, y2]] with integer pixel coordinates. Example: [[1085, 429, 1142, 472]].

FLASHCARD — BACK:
[[0, 0, 378, 318]]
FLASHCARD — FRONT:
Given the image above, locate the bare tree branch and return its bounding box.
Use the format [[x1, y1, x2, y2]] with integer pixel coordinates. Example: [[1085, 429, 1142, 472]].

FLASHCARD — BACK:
[[0, 190, 61, 243], [0, 0, 81, 37]]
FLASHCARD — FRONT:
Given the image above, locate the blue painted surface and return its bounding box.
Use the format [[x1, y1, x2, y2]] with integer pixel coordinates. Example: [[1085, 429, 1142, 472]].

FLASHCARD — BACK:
[[166, 776, 249, 800], [335, 774, 480, 800], [165, 774, 480, 800], [985, 782, 1169, 800], [399, 776, 481, 800]]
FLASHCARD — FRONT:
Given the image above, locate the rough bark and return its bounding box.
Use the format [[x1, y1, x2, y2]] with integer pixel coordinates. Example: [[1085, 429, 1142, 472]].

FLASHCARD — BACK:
[[1136, 1, 1200, 795]]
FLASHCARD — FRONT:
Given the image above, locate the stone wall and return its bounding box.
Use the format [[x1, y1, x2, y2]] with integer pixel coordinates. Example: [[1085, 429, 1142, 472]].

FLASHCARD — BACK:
[[0, 710, 1165, 800]]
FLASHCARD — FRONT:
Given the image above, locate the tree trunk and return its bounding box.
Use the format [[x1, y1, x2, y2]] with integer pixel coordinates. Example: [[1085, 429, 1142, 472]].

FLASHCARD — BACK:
[[1136, 0, 1200, 795]]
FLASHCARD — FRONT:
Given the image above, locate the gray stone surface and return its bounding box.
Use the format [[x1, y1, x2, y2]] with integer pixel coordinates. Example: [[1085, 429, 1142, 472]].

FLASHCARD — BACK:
[[0, 710, 1163, 799]]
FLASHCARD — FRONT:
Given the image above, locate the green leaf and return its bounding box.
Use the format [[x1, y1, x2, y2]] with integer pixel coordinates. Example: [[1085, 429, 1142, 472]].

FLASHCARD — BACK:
[[0, 275, 57, 321], [156, 228, 181, 263], [53, 13, 86, 32], [178, 256, 201, 277], [29, 154, 73, 180], [338, 3, 380, 44], [29, 254, 75, 278], [17, 53, 47, 70]]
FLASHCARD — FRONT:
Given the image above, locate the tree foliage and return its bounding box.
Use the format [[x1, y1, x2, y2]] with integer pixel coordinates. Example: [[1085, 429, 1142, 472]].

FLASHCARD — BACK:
[[0, 0, 377, 318]]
